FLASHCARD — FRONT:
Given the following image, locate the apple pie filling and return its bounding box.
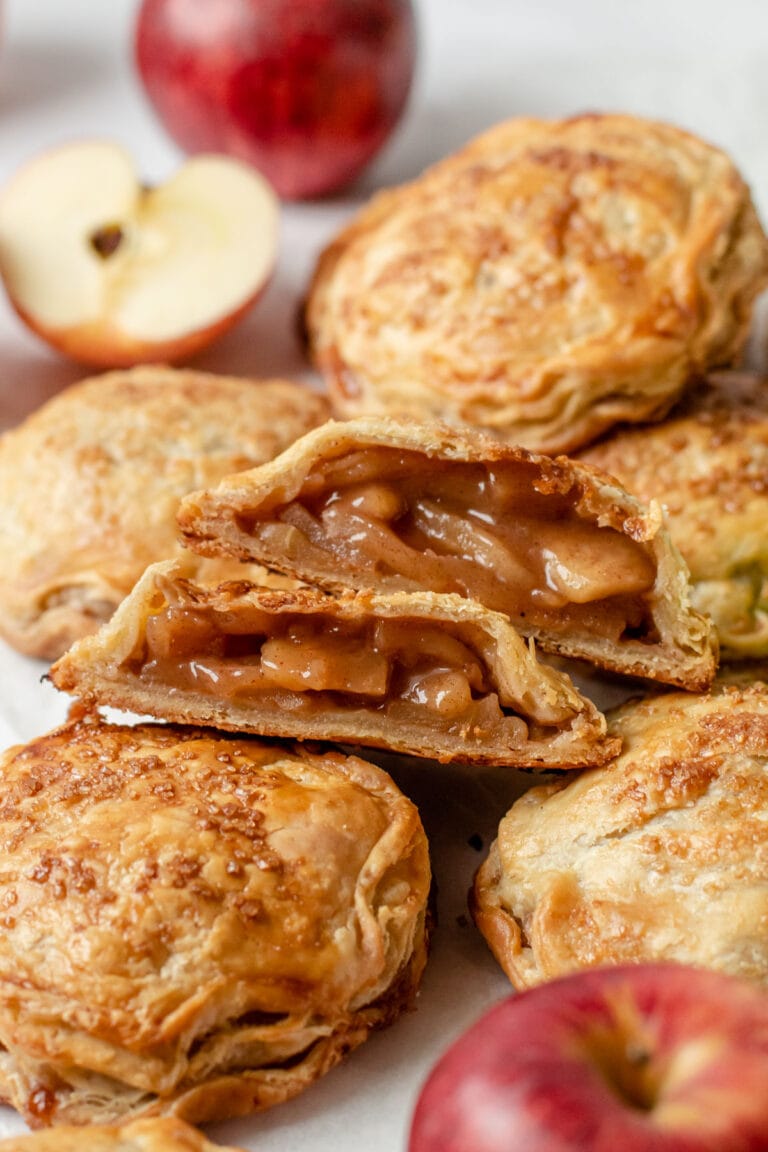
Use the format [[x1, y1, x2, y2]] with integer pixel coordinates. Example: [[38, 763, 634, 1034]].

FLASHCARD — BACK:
[[136, 602, 577, 744], [241, 449, 659, 643]]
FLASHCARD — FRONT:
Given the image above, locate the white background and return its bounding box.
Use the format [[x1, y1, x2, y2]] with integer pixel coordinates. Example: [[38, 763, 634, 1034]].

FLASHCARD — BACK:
[[0, 1, 766, 1148]]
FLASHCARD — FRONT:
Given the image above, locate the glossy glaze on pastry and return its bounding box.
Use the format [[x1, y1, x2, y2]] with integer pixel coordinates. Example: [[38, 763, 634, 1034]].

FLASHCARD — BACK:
[[52, 560, 617, 770], [305, 114, 768, 452], [580, 371, 768, 659], [0, 366, 329, 660], [0, 715, 429, 1127], [472, 680, 768, 989], [0, 1116, 245, 1151], [177, 417, 717, 689]]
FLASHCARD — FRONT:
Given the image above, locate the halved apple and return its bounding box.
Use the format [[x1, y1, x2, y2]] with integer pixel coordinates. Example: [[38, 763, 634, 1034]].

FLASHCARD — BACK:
[[0, 141, 279, 367]]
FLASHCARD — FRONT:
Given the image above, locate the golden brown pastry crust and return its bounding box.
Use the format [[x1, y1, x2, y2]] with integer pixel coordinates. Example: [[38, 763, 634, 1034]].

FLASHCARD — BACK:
[[472, 680, 768, 989], [177, 416, 717, 689], [51, 560, 617, 770], [0, 366, 329, 661], [0, 715, 429, 1127], [579, 371, 768, 659], [305, 114, 768, 453], [0, 1116, 245, 1151]]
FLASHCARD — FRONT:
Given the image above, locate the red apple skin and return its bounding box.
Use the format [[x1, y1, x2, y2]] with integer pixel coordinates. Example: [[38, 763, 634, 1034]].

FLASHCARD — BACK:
[[9, 281, 269, 369], [409, 964, 768, 1152], [135, 0, 417, 200]]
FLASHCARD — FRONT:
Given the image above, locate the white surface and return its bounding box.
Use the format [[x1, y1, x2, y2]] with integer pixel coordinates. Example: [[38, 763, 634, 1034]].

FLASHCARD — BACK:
[[0, 1, 766, 1148]]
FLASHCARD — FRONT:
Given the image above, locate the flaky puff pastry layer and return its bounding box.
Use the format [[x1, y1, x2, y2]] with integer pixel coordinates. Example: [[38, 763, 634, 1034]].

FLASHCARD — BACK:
[[0, 716, 429, 1128], [51, 560, 617, 770], [580, 372, 768, 659], [0, 1117, 245, 1152], [177, 416, 717, 689], [305, 114, 768, 453], [0, 366, 328, 661], [472, 680, 768, 989]]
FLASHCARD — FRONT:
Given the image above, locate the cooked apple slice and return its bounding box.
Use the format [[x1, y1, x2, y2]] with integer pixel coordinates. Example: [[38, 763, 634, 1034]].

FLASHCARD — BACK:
[[0, 141, 279, 367]]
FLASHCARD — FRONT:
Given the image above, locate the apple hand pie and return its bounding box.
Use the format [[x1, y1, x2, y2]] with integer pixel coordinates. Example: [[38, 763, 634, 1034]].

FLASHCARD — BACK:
[[580, 371, 768, 660], [472, 680, 768, 990], [51, 560, 616, 770], [0, 366, 329, 661], [177, 417, 717, 689], [0, 1117, 245, 1151], [304, 113, 768, 453], [0, 715, 429, 1127]]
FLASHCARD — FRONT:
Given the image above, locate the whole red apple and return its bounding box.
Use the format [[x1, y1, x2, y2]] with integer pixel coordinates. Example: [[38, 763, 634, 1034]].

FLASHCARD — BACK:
[[135, 0, 417, 200], [409, 964, 768, 1152]]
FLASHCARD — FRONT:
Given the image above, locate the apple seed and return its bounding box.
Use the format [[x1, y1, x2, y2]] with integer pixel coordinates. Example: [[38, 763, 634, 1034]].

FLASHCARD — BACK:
[[89, 223, 124, 260]]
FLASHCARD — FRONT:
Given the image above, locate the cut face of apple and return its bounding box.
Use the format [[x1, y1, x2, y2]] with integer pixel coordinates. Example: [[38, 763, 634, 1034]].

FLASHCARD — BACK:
[[0, 142, 279, 367]]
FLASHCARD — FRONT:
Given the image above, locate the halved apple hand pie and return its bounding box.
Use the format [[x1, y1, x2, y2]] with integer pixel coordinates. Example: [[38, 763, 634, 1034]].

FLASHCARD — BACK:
[[0, 715, 429, 1127], [51, 560, 615, 769], [177, 417, 717, 689]]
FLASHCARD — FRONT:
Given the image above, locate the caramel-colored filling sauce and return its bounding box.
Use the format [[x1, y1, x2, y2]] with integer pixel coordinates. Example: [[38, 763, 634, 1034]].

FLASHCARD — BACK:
[[138, 603, 561, 745], [251, 450, 657, 642]]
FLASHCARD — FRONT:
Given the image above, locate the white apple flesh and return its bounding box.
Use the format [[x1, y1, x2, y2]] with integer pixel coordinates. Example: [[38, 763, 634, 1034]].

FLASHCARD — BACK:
[[0, 142, 279, 366], [409, 964, 768, 1152]]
